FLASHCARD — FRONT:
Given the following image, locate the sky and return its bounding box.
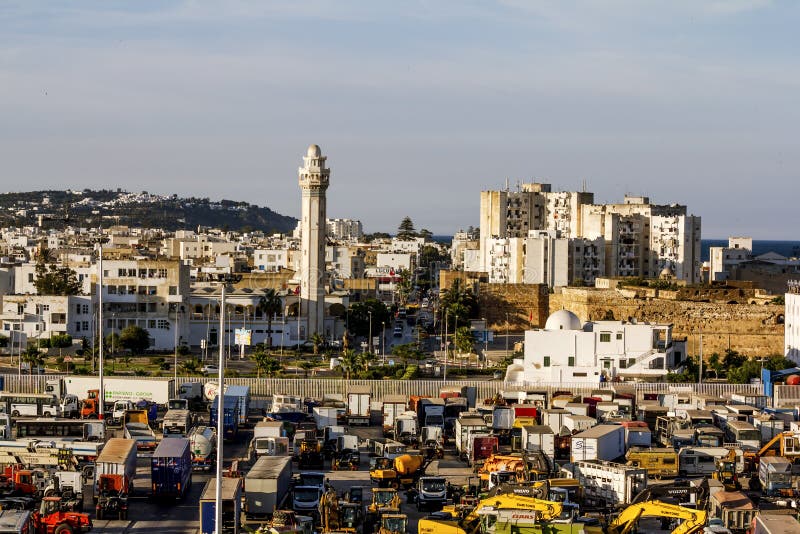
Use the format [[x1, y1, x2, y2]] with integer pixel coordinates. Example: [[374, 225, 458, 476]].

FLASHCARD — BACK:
[[1, 1, 798, 238]]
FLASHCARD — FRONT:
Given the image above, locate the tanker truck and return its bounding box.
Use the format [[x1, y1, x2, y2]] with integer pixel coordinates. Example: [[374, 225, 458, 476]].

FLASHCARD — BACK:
[[369, 454, 432, 489]]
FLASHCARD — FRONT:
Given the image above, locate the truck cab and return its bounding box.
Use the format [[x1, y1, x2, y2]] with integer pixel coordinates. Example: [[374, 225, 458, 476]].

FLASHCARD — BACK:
[[112, 401, 135, 425], [292, 486, 322, 518], [415, 476, 447, 512]]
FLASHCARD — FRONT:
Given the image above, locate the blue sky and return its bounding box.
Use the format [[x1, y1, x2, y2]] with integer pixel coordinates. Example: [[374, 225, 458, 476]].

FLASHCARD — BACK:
[[1, 1, 798, 238]]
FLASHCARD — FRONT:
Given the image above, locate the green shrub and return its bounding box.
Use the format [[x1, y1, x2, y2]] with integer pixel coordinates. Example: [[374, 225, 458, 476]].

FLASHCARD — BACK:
[[49, 334, 73, 348]]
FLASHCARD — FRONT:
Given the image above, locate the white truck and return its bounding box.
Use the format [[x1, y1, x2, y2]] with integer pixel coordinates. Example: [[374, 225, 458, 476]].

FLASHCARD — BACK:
[[569, 460, 648, 509], [162, 406, 192, 438], [570, 425, 626, 463], [347, 386, 371, 426], [382, 395, 408, 437], [251, 421, 285, 458], [244, 456, 293, 519], [312, 406, 339, 430], [454, 415, 488, 459], [52, 377, 175, 405], [393, 411, 418, 445]]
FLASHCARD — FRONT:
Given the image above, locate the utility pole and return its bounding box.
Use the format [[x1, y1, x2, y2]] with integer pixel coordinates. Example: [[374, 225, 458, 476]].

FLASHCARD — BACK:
[[215, 285, 226, 534], [97, 242, 104, 421], [505, 312, 509, 357]]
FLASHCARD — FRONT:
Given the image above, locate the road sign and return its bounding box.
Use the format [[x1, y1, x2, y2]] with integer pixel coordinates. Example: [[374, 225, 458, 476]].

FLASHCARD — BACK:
[[234, 329, 252, 346]]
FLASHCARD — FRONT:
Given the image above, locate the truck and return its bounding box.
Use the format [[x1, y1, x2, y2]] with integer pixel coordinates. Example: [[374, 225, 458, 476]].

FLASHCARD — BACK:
[[225, 385, 251, 428], [678, 446, 744, 477], [243, 456, 292, 519], [418, 398, 445, 429], [110, 401, 135, 426], [123, 410, 157, 452], [414, 476, 447, 512], [370, 454, 430, 489], [250, 421, 285, 458], [758, 456, 793, 496], [625, 447, 679, 479], [162, 401, 193, 438], [521, 425, 555, 460], [200, 477, 242, 534], [210, 395, 240, 441], [454, 414, 488, 460], [491, 406, 514, 444], [570, 425, 625, 463], [393, 412, 418, 445], [188, 426, 216, 471], [419, 426, 444, 458], [94, 438, 137, 520], [312, 406, 339, 430], [754, 514, 800, 534], [150, 438, 192, 500], [465, 434, 498, 467], [444, 397, 468, 436], [620, 421, 652, 448], [177, 382, 205, 410], [381, 395, 408, 437], [52, 377, 175, 406], [708, 491, 756, 533], [570, 460, 648, 509], [347, 386, 371, 427]]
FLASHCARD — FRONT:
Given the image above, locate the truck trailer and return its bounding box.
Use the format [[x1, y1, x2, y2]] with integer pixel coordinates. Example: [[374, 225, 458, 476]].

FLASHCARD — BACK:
[[200, 477, 242, 534], [570, 460, 647, 509], [570, 425, 625, 463], [151, 438, 192, 499], [243, 456, 293, 519], [346, 385, 371, 426]]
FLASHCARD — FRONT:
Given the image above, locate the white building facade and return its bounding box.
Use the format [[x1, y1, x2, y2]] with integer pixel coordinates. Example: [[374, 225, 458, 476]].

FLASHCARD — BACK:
[[786, 282, 800, 364]]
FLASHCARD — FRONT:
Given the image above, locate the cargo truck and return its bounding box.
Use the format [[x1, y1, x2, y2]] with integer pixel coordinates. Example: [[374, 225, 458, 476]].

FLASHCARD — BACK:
[[393, 412, 418, 445], [570, 460, 648, 509], [381, 395, 408, 437], [758, 456, 793, 496], [250, 421, 285, 458], [455, 414, 488, 460], [210, 395, 240, 441], [52, 377, 175, 405], [151, 438, 192, 499], [312, 406, 339, 430], [162, 405, 192, 438], [225, 385, 251, 428], [243, 456, 293, 519], [570, 425, 625, 463], [491, 406, 513, 444], [123, 409, 157, 452], [200, 477, 242, 534], [94, 438, 137, 519], [188, 425, 216, 471], [347, 386, 371, 426], [418, 398, 445, 429], [465, 434, 498, 467]]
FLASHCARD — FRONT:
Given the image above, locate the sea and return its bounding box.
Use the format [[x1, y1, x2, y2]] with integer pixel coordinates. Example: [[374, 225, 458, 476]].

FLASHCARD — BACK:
[[432, 236, 800, 262]]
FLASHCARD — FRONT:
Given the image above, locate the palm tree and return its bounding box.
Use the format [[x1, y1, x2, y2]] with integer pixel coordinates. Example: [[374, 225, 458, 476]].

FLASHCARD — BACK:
[[298, 360, 315, 379], [310, 332, 325, 357], [258, 289, 282, 352], [338, 349, 361, 380], [254, 349, 283, 378]]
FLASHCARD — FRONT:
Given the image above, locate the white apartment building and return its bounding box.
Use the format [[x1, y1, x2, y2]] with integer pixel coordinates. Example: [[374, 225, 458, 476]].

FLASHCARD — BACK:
[[100, 259, 190, 350], [0, 294, 93, 341], [254, 248, 290, 272], [326, 218, 363, 241], [709, 237, 752, 282], [376, 253, 413, 272], [327, 246, 365, 279], [505, 310, 685, 385], [786, 282, 800, 364]]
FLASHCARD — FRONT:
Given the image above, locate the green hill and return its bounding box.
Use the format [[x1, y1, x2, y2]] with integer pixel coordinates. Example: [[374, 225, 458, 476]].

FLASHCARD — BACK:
[[0, 189, 297, 234]]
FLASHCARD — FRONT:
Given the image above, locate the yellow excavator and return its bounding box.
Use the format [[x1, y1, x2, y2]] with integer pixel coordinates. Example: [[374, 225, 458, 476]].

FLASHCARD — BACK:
[[319, 487, 363, 534], [607, 500, 707, 534], [418, 493, 571, 534], [712, 449, 741, 491], [367, 488, 406, 534]]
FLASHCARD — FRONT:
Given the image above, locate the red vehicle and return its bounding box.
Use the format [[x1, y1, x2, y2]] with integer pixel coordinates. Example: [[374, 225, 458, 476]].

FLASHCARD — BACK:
[[36, 496, 92, 534], [511, 405, 539, 423], [468, 435, 499, 467]]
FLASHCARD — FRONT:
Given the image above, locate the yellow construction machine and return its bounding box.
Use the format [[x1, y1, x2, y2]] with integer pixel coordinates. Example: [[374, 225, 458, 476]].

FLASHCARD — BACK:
[[607, 500, 707, 534]]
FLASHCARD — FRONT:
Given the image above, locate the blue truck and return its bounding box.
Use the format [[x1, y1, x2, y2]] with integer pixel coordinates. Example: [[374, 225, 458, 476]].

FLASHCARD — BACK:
[[200, 477, 242, 534], [151, 437, 192, 499], [225, 385, 251, 427], [210, 395, 241, 441]]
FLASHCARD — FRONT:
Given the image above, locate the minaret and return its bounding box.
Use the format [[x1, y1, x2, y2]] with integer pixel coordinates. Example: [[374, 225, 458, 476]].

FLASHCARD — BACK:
[[298, 144, 329, 337]]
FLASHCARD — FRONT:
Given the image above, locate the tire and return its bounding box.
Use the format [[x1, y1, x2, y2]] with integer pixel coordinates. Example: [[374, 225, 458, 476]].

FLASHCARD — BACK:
[[44, 411, 52, 417], [96, 508, 103, 520], [11, 411, 19, 417], [55, 523, 74, 534]]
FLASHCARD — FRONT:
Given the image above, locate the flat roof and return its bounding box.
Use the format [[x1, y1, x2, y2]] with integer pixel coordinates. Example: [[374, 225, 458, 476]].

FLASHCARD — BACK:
[[153, 438, 190, 458]]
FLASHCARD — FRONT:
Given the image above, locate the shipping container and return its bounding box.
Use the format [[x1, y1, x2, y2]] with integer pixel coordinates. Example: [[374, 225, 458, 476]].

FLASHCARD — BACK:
[[570, 425, 625, 463], [563, 414, 596, 434], [709, 491, 756, 533], [200, 477, 242, 534], [564, 403, 589, 417], [94, 438, 137, 495], [226, 385, 251, 427], [541, 409, 568, 434], [151, 438, 192, 499], [754, 514, 800, 534], [244, 456, 293, 518], [620, 421, 652, 448], [521, 425, 555, 460]]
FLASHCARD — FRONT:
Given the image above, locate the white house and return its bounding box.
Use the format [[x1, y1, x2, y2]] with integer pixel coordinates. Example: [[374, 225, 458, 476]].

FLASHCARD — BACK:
[[505, 310, 685, 385], [786, 281, 800, 364]]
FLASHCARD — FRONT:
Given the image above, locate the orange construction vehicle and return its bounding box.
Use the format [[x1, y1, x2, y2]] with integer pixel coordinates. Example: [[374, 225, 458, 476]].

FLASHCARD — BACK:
[[0, 465, 48, 496], [35, 496, 92, 534], [80, 390, 100, 419], [94, 474, 128, 520]]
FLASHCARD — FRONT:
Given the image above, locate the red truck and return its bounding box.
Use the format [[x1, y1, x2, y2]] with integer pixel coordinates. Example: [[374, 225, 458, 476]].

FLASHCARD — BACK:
[[467, 435, 499, 467]]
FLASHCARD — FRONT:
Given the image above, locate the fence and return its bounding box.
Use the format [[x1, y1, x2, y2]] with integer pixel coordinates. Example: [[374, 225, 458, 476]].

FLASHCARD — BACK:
[[774, 385, 800, 407], [1, 374, 763, 402]]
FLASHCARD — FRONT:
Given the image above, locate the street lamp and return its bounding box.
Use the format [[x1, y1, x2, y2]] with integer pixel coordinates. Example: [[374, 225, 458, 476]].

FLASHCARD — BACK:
[[381, 321, 385, 364], [483, 317, 488, 369], [367, 311, 373, 356]]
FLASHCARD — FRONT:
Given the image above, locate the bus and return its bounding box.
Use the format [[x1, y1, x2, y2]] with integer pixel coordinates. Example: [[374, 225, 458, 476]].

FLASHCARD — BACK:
[[724, 420, 761, 450], [0, 393, 60, 418], [14, 418, 105, 441]]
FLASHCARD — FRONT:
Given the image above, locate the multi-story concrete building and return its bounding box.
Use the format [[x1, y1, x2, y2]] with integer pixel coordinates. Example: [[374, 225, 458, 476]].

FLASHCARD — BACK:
[[326, 218, 363, 241], [709, 237, 754, 282], [253, 248, 290, 272], [99, 258, 190, 350], [785, 281, 800, 364], [0, 294, 93, 341], [504, 309, 685, 385]]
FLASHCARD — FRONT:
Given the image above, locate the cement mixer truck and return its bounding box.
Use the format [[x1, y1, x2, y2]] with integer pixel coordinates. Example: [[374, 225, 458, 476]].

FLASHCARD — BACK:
[[369, 454, 432, 489]]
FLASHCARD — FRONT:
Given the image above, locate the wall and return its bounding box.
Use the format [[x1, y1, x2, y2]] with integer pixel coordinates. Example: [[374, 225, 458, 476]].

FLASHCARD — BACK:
[[551, 288, 784, 357], [478, 283, 549, 331]]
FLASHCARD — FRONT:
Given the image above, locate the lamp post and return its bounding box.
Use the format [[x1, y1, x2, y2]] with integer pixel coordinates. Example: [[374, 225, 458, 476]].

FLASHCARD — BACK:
[[97, 241, 104, 421], [215, 285, 226, 534], [368, 311, 373, 356], [173, 308, 180, 384], [483, 317, 488, 369], [505, 312, 509, 358], [381, 321, 385, 364]]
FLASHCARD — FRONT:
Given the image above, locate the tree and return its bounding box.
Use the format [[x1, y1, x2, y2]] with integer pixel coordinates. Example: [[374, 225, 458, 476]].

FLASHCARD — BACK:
[[258, 289, 282, 351], [347, 300, 391, 337], [253, 349, 282, 378], [310, 332, 325, 356], [298, 360, 315, 379], [181, 357, 201, 374], [338, 349, 361, 380], [119, 325, 151, 354], [418, 228, 433, 241], [440, 278, 478, 328], [396, 269, 413, 306], [34, 253, 82, 296], [22, 347, 44, 371], [454, 326, 476, 355], [397, 216, 416, 240]]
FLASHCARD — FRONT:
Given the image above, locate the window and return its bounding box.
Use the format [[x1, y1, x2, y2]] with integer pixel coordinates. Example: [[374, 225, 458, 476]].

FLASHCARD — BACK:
[[157, 319, 169, 329], [76, 304, 81, 315], [543, 356, 551, 367], [17, 304, 24, 315], [81, 321, 89, 331], [107, 285, 117, 294], [616, 332, 623, 340], [600, 332, 611, 342], [158, 268, 167, 278], [603, 360, 611, 369], [149, 320, 157, 329], [28, 273, 34, 283], [568, 356, 575, 367]]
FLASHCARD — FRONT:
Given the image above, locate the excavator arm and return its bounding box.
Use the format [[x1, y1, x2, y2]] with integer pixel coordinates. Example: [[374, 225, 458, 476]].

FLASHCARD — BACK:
[[466, 494, 563, 522], [608, 500, 707, 534]]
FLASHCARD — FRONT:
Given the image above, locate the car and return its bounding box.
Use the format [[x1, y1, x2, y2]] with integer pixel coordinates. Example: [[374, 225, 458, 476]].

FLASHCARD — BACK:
[[393, 328, 403, 338], [201, 365, 219, 375]]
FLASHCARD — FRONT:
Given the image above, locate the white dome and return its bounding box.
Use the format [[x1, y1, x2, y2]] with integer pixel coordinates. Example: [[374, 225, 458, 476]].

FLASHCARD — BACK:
[[545, 310, 582, 331], [307, 144, 322, 157]]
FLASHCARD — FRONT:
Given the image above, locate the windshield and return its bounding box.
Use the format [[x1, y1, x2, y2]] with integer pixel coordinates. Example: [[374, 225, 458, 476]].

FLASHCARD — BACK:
[[739, 430, 760, 441], [422, 479, 446, 492], [300, 474, 324, 487], [294, 488, 320, 503], [341, 507, 357, 525], [383, 518, 406, 533], [169, 400, 186, 410], [375, 491, 396, 505]]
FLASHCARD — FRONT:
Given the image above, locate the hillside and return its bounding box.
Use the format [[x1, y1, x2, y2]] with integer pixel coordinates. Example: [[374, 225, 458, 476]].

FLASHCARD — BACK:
[[0, 190, 297, 234]]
